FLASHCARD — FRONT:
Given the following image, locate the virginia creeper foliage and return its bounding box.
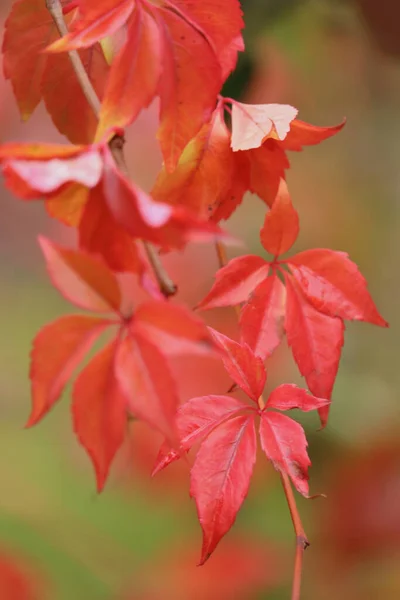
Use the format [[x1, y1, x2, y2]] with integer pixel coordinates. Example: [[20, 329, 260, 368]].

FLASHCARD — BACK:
[[1, 0, 388, 594]]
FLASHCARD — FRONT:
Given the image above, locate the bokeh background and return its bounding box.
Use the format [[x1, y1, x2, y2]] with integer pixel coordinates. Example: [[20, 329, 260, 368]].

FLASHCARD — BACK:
[[1, 0, 400, 598]]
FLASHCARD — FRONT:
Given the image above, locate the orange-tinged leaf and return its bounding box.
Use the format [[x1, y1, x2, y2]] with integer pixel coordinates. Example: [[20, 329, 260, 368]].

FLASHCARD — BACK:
[[39, 237, 122, 313], [115, 333, 180, 445], [190, 414, 257, 564], [47, 0, 135, 52], [240, 274, 286, 360], [156, 6, 222, 171], [287, 249, 388, 326], [168, 0, 244, 79], [247, 141, 290, 208], [284, 273, 344, 426], [231, 101, 298, 151], [0, 143, 85, 161], [79, 184, 145, 273], [260, 180, 299, 257], [2, 0, 109, 143], [198, 255, 270, 310], [28, 315, 111, 426], [72, 340, 128, 491], [282, 118, 346, 151], [134, 301, 215, 356], [96, 6, 161, 140], [152, 107, 233, 218], [209, 150, 250, 223], [46, 183, 89, 227], [259, 412, 310, 496], [209, 330, 266, 402]]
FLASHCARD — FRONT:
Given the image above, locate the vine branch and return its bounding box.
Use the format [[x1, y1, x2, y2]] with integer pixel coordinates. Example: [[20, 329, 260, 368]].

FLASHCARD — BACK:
[[45, 0, 177, 298]]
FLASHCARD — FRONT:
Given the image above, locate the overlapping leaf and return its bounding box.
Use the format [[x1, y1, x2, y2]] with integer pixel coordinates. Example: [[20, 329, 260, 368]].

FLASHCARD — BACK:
[[199, 183, 387, 425], [151, 99, 344, 220], [153, 334, 328, 561], [46, 0, 244, 169], [2, 0, 108, 143], [29, 239, 218, 490], [0, 140, 230, 273]]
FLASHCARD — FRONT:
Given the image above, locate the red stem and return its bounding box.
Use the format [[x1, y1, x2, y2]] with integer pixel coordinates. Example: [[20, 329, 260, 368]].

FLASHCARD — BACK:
[[280, 471, 309, 600]]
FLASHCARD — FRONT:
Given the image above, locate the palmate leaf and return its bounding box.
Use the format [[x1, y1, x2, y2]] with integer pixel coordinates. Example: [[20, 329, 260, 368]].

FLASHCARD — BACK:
[[200, 184, 387, 426], [47, 0, 244, 169], [2, 0, 108, 143], [154, 335, 328, 561], [27, 240, 218, 489]]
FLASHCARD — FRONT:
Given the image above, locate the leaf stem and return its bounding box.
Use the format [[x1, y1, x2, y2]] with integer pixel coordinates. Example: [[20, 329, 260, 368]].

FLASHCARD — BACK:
[[45, 0, 177, 298], [280, 471, 309, 600]]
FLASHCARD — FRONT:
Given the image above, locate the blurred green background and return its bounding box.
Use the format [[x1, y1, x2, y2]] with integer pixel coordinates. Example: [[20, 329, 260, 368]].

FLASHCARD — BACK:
[[1, 0, 399, 598]]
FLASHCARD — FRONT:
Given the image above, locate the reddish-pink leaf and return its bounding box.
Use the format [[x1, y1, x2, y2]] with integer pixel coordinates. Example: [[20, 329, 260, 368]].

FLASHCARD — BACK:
[[260, 180, 299, 257], [231, 101, 298, 151], [115, 333, 179, 445], [240, 274, 286, 359], [284, 273, 344, 426], [259, 411, 310, 496], [47, 0, 135, 51], [209, 150, 250, 223], [247, 142, 290, 207], [287, 249, 388, 326], [282, 118, 346, 152], [96, 5, 162, 140], [190, 414, 257, 564], [153, 394, 247, 475], [198, 255, 269, 310], [134, 301, 216, 356], [72, 340, 128, 491], [28, 315, 111, 427], [39, 237, 122, 313], [209, 329, 266, 402], [266, 384, 330, 413]]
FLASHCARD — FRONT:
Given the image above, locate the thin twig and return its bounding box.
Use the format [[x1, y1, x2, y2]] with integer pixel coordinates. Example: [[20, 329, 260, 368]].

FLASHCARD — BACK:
[[45, 0, 177, 298], [280, 471, 309, 600]]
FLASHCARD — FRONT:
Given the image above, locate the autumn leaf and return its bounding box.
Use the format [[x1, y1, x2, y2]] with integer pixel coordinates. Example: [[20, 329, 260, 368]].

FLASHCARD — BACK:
[[2, 0, 108, 143], [200, 184, 387, 425], [28, 239, 218, 488], [47, 0, 244, 169], [154, 335, 328, 560]]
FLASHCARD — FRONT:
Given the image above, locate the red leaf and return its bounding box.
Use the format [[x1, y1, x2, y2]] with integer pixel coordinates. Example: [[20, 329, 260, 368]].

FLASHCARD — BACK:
[[198, 255, 269, 310], [115, 333, 180, 445], [266, 384, 330, 412], [72, 340, 128, 491], [287, 249, 388, 326], [260, 180, 299, 257], [28, 315, 111, 427], [190, 414, 257, 564], [134, 301, 216, 356], [0, 551, 42, 600], [282, 118, 346, 152], [231, 101, 298, 151], [209, 150, 250, 223], [239, 273, 286, 359], [155, 6, 221, 170], [47, 0, 135, 51], [79, 183, 146, 274], [3, 0, 108, 143], [209, 330, 266, 402], [152, 106, 234, 219], [96, 5, 162, 140], [153, 394, 247, 475], [284, 273, 344, 426], [247, 142, 290, 207], [39, 237, 122, 313], [259, 411, 310, 496]]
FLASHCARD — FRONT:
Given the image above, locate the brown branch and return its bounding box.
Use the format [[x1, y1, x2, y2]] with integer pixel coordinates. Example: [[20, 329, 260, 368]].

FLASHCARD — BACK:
[[280, 471, 309, 600], [45, 0, 177, 298]]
